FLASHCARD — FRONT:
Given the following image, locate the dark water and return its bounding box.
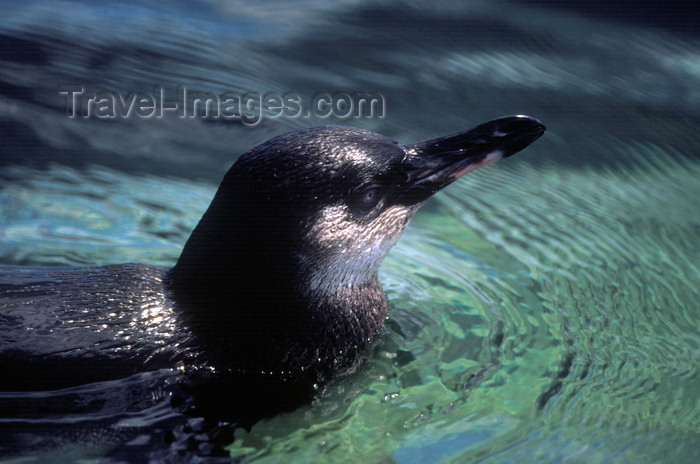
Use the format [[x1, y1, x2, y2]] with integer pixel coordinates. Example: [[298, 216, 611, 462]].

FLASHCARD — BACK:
[[1, 1, 699, 462]]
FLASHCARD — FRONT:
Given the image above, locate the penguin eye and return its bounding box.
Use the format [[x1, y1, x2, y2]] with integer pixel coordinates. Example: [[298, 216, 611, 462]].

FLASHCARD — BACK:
[[348, 184, 384, 214]]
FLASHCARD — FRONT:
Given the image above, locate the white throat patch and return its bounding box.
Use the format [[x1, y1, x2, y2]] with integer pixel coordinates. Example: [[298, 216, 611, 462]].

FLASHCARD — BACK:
[[304, 204, 417, 292]]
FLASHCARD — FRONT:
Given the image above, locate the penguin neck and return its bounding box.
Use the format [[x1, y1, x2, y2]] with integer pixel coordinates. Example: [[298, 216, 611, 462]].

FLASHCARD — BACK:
[[166, 210, 299, 313], [165, 188, 389, 370], [167, 222, 388, 327]]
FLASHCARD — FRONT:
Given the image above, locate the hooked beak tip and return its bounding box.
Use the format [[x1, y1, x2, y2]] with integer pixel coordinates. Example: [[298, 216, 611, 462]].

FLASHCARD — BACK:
[[396, 115, 546, 203]]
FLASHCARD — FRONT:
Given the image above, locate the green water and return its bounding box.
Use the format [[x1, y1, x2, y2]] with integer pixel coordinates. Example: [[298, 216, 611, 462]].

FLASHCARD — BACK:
[[2, 144, 697, 462], [1, 0, 699, 461]]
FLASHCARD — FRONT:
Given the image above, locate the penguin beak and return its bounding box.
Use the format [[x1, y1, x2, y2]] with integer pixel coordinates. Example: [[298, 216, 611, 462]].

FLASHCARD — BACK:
[[397, 115, 545, 204]]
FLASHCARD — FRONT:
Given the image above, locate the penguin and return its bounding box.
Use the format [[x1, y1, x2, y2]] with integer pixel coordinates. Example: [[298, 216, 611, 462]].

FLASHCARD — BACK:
[[0, 115, 545, 422]]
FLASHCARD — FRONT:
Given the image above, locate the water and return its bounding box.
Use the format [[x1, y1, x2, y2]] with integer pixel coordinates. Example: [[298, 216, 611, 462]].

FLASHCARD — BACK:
[[1, 1, 699, 462]]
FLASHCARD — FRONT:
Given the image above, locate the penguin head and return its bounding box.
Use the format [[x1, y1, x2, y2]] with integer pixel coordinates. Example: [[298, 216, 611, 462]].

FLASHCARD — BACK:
[[172, 116, 545, 300], [219, 116, 545, 293]]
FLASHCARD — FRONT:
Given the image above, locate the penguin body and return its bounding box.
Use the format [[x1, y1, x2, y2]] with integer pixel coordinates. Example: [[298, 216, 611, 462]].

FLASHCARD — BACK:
[[0, 117, 545, 421]]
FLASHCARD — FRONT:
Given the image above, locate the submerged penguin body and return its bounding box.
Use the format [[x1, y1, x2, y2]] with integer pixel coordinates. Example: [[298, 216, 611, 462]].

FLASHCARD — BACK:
[[0, 264, 179, 390], [0, 116, 545, 417]]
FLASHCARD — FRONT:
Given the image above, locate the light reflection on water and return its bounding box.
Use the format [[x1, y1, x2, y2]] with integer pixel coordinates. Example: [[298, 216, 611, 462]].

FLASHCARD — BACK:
[[1, 0, 699, 462]]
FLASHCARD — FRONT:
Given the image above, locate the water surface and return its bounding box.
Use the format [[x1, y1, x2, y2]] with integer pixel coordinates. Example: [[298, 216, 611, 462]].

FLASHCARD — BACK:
[[0, 1, 698, 462]]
